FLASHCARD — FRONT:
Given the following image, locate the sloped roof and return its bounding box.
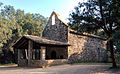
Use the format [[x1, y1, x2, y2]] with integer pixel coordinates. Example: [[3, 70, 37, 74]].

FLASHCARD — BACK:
[[69, 29, 106, 40], [13, 35, 70, 48], [24, 35, 70, 45]]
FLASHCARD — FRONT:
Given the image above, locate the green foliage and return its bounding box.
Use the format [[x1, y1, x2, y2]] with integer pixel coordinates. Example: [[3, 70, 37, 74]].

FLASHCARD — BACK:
[[69, 0, 120, 37], [0, 3, 47, 64], [69, 0, 120, 68]]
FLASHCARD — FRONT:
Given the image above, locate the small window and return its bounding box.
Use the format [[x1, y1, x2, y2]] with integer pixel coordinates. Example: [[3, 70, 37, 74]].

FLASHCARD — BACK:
[[52, 14, 55, 25]]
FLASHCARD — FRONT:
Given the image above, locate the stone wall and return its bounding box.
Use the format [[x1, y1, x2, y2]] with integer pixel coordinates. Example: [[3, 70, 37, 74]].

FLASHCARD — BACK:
[[42, 12, 68, 42], [42, 12, 108, 63], [18, 59, 27, 67], [30, 59, 67, 68], [30, 60, 46, 67], [46, 59, 67, 66], [68, 32, 107, 63]]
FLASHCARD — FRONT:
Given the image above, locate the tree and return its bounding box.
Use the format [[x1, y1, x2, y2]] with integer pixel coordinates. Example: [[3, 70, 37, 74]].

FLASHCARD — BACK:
[[0, 3, 47, 63], [22, 13, 46, 37], [113, 30, 120, 64], [69, 0, 120, 68]]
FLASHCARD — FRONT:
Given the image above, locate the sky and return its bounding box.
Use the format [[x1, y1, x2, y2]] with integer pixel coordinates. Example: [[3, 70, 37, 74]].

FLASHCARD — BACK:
[[0, 0, 85, 22]]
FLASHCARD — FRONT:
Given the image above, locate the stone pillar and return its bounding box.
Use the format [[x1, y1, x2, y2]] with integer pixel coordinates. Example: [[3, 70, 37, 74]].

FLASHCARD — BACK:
[[40, 46, 46, 61], [28, 40, 33, 66], [18, 49, 20, 66]]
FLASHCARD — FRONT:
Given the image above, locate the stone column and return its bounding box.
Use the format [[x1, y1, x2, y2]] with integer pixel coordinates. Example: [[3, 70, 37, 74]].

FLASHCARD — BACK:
[[28, 40, 33, 66], [40, 46, 46, 61], [18, 49, 20, 66]]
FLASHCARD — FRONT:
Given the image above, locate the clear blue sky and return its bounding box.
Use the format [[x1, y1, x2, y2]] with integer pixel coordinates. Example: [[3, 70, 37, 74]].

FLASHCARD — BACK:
[[0, 0, 85, 22]]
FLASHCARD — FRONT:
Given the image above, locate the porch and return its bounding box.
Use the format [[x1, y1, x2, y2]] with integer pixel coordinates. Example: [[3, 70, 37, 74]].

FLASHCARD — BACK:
[[13, 35, 69, 67]]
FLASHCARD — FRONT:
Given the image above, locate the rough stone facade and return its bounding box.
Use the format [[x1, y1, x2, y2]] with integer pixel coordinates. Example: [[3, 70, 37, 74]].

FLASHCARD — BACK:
[[68, 32, 107, 63], [18, 59, 28, 67], [30, 59, 67, 67], [18, 59, 67, 67], [42, 12, 68, 42], [42, 11, 108, 63]]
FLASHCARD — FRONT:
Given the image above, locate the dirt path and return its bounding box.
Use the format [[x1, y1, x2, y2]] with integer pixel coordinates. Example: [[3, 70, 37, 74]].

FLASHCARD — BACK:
[[0, 64, 119, 74]]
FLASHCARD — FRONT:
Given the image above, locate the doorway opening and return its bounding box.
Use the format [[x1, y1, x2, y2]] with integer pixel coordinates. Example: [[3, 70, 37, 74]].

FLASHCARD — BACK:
[[51, 50, 56, 59]]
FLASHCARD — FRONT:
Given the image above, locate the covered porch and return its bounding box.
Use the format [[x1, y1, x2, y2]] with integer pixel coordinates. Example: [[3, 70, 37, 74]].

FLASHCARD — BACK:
[[13, 35, 69, 67]]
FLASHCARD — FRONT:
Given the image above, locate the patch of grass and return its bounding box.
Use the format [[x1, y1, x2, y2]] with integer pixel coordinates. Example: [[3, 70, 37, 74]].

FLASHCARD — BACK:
[[0, 63, 16, 66]]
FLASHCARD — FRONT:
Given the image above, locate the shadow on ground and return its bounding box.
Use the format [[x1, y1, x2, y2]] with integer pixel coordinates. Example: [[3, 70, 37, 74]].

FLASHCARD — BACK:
[[89, 66, 120, 74], [0, 64, 120, 74]]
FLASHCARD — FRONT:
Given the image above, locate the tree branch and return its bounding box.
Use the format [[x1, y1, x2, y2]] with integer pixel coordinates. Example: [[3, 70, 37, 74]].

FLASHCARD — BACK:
[[98, 0, 110, 36]]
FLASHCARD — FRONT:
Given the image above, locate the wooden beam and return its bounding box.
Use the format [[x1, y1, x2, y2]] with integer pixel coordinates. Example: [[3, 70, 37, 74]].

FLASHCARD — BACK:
[[28, 40, 33, 66], [17, 39, 27, 48], [18, 49, 20, 66]]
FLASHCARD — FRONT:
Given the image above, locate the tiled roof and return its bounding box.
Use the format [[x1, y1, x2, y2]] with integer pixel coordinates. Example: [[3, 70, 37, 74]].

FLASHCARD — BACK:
[[13, 35, 70, 48], [24, 35, 70, 46], [69, 29, 106, 40]]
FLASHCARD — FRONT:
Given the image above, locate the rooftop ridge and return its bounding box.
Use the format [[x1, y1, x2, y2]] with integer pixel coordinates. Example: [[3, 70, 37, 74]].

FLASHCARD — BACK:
[[69, 29, 106, 40]]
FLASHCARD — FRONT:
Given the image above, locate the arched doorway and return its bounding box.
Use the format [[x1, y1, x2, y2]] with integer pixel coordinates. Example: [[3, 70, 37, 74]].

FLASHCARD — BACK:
[[51, 50, 56, 59]]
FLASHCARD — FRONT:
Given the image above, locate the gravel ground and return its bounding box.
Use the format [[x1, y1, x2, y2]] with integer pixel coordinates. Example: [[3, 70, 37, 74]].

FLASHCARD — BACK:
[[0, 64, 120, 74]]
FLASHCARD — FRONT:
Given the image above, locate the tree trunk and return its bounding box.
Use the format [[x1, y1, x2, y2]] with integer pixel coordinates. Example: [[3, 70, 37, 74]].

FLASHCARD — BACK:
[[109, 37, 117, 68]]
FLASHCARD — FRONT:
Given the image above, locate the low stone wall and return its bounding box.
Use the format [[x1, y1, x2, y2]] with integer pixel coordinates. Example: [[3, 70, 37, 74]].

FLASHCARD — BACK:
[[18, 59, 27, 67], [30, 60, 46, 67], [46, 59, 67, 66], [30, 59, 67, 68]]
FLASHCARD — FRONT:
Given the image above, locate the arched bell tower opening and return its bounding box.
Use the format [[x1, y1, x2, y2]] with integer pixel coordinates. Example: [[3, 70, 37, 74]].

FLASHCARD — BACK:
[[52, 14, 55, 25]]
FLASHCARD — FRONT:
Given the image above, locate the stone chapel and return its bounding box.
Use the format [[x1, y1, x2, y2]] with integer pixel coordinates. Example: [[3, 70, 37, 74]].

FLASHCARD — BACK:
[[13, 11, 107, 67]]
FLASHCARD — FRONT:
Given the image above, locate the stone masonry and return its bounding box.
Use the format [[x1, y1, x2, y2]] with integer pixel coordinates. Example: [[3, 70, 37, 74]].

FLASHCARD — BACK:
[[42, 12, 68, 43], [68, 31, 107, 63], [42, 11, 108, 63]]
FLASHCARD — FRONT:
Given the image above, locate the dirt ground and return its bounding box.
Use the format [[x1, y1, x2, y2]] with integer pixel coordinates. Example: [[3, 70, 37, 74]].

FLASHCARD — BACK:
[[0, 64, 120, 74]]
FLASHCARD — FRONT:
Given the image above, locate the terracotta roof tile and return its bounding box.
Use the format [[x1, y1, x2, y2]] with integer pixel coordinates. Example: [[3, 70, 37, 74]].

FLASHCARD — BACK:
[[13, 35, 70, 48], [69, 29, 106, 40], [24, 35, 70, 46]]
